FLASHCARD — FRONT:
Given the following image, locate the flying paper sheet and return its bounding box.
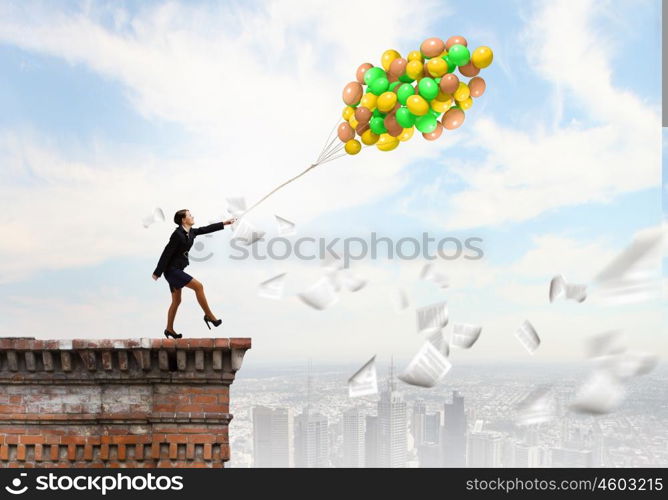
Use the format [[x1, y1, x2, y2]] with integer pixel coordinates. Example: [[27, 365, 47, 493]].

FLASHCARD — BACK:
[[515, 386, 555, 426], [398, 341, 452, 388], [549, 274, 587, 303], [596, 351, 659, 380], [420, 263, 450, 288], [515, 320, 540, 354], [585, 330, 627, 358], [570, 370, 626, 415], [298, 276, 340, 310], [142, 207, 165, 228], [426, 329, 449, 357], [416, 301, 449, 334], [390, 288, 410, 312], [451, 323, 482, 349], [592, 227, 664, 304], [275, 215, 296, 236], [226, 197, 247, 216], [340, 271, 367, 292], [231, 218, 265, 245], [348, 355, 378, 398], [258, 273, 286, 300]]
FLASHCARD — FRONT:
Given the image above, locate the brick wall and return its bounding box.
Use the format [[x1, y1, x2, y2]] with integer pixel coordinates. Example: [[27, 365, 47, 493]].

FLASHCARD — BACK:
[[0, 337, 251, 468]]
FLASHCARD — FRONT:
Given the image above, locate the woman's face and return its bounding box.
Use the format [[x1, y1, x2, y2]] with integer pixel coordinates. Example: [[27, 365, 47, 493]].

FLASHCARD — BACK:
[[183, 211, 195, 225]]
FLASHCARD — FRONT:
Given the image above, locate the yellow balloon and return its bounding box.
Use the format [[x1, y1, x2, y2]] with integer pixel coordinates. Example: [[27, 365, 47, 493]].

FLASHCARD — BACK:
[[407, 50, 424, 62], [381, 49, 401, 71], [348, 116, 359, 129], [406, 60, 424, 80], [454, 82, 470, 102], [345, 139, 362, 155], [376, 133, 399, 152], [471, 46, 493, 69], [438, 50, 448, 58], [406, 95, 429, 116], [361, 129, 379, 145], [342, 106, 355, 121], [459, 97, 473, 110], [431, 99, 449, 113], [377, 91, 398, 113], [426, 57, 447, 77], [360, 93, 378, 111], [398, 127, 414, 142]]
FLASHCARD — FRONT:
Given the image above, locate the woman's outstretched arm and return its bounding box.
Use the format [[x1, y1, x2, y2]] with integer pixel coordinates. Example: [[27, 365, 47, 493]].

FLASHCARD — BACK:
[[192, 218, 237, 236], [153, 232, 179, 278]]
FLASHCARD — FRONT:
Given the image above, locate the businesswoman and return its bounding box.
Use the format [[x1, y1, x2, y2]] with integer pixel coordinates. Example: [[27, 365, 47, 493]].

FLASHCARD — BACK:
[[152, 209, 236, 339]]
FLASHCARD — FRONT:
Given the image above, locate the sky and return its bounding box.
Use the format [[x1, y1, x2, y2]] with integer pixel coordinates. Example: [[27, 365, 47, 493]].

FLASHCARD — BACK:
[[0, 0, 664, 369]]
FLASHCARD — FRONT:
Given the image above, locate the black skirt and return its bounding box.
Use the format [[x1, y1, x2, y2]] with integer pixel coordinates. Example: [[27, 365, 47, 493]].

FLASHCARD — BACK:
[[164, 268, 193, 293]]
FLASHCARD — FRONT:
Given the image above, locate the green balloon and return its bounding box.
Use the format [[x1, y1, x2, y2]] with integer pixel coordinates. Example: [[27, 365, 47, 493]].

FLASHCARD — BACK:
[[369, 76, 389, 96], [397, 83, 415, 105], [415, 114, 438, 134], [396, 107, 416, 128], [364, 67, 385, 86], [370, 116, 387, 135], [448, 44, 470, 66], [443, 55, 457, 73], [429, 109, 440, 118], [418, 78, 439, 101], [398, 74, 415, 83], [373, 108, 386, 118], [389, 81, 401, 92]]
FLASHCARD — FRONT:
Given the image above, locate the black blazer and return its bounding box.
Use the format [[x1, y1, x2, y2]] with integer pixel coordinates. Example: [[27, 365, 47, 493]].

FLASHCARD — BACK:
[[153, 222, 226, 277]]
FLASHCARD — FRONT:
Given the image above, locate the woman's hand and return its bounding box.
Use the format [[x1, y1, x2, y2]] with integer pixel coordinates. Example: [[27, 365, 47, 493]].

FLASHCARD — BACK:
[[223, 217, 237, 226], [152, 274, 158, 281]]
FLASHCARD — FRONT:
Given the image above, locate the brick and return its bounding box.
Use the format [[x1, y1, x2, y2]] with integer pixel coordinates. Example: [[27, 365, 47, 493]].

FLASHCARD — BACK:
[[101, 351, 113, 370], [83, 445, 93, 461], [67, 444, 76, 460], [117, 351, 128, 371], [0, 445, 8, 460], [118, 444, 126, 461], [34, 444, 43, 461], [19, 436, 45, 445], [135, 444, 144, 461], [151, 442, 160, 459], [16, 444, 26, 461], [169, 443, 178, 459], [42, 351, 54, 371], [203, 443, 212, 460], [100, 444, 109, 460], [25, 351, 37, 371], [176, 350, 187, 370]]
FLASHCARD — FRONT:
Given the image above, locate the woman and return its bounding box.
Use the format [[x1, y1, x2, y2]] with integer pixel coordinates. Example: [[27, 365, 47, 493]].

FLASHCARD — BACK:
[[152, 209, 236, 338]]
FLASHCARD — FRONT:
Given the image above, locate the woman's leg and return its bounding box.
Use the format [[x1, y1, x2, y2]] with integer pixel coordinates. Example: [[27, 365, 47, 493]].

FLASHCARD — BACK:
[[166, 288, 182, 332], [184, 278, 217, 320]]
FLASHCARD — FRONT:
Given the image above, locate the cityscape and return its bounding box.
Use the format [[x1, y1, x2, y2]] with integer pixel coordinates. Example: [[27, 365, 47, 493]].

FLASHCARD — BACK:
[[226, 361, 668, 468]]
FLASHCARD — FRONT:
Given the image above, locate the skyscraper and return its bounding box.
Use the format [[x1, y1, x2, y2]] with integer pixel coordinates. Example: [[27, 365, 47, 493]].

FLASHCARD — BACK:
[[411, 400, 426, 447], [442, 390, 467, 467], [365, 415, 379, 468], [342, 408, 365, 467], [294, 411, 329, 468], [468, 431, 503, 467], [252, 406, 294, 467], [377, 362, 408, 468]]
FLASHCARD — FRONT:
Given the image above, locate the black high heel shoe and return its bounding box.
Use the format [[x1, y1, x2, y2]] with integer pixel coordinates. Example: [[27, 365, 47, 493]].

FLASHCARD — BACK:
[[203, 315, 222, 329], [164, 329, 183, 339]]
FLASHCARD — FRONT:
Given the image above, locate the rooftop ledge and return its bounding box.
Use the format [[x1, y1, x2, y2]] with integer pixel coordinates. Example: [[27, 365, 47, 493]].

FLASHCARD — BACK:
[[0, 337, 252, 384]]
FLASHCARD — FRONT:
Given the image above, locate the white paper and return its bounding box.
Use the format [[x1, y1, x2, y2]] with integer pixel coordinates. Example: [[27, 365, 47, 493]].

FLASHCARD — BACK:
[[398, 341, 452, 388], [390, 289, 410, 312], [340, 271, 367, 292], [420, 263, 450, 288], [231, 218, 265, 245], [298, 276, 340, 310], [592, 227, 664, 304], [142, 207, 165, 228], [348, 355, 378, 398], [451, 323, 482, 349], [515, 320, 540, 354], [596, 351, 659, 380], [426, 329, 449, 357], [226, 197, 247, 216], [416, 301, 449, 334], [549, 274, 587, 303], [570, 370, 626, 415], [258, 273, 286, 300], [275, 214, 296, 236], [515, 386, 555, 426], [585, 330, 627, 358]]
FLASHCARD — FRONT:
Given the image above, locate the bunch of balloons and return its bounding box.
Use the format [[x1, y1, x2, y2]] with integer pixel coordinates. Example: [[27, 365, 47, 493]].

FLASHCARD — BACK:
[[339, 36, 493, 154]]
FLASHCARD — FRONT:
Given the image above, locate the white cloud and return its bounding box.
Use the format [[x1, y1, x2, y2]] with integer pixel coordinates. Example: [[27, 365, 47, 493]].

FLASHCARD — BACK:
[[399, 0, 661, 230]]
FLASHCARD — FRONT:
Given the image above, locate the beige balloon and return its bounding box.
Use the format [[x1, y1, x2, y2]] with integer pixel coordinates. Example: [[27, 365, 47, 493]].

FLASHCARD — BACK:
[[439, 74, 459, 94], [469, 77, 486, 98], [442, 108, 465, 130], [389, 57, 407, 77], [422, 122, 444, 141], [420, 37, 445, 58], [338, 122, 355, 142], [355, 106, 372, 125], [445, 35, 468, 50], [342, 82, 363, 106], [459, 61, 480, 77]]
